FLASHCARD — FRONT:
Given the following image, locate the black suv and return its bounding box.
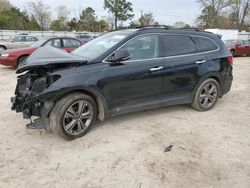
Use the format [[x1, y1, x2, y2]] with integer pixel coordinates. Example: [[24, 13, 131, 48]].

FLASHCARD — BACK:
[[11, 27, 233, 140]]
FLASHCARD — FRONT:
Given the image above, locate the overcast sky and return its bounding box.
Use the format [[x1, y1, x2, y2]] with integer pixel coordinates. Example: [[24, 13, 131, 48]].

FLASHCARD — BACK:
[[9, 0, 202, 25]]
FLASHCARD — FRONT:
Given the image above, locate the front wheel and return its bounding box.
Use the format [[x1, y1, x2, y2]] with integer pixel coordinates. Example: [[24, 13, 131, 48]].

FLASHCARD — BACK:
[[49, 93, 97, 140], [191, 78, 220, 111]]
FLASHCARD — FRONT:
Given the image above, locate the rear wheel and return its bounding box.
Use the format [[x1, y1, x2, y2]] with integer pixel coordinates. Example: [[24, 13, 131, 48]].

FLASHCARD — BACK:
[[0, 45, 7, 52], [49, 93, 97, 140], [191, 78, 220, 111]]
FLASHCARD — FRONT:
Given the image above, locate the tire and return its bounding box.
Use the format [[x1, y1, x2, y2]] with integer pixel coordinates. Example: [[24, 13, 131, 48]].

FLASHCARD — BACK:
[[17, 56, 28, 68], [191, 78, 220, 111], [49, 92, 97, 140], [0, 45, 7, 52]]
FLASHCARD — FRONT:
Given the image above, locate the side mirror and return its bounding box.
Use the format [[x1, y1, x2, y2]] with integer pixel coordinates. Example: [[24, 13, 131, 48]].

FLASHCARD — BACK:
[[107, 49, 131, 64], [236, 43, 241, 47], [10, 40, 14, 43]]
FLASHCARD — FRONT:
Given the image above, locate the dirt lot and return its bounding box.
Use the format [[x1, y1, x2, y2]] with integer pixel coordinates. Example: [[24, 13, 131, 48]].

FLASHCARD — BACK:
[[0, 57, 250, 188]]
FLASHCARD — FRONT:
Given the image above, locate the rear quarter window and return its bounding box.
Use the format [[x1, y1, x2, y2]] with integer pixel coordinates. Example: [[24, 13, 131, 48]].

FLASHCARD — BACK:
[[192, 36, 218, 52], [162, 35, 196, 56]]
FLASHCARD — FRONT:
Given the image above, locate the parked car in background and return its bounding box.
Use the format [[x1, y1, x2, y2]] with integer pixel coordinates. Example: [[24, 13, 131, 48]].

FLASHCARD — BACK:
[[75, 33, 94, 43], [11, 27, 233, 140], [0, 37, 84, 67], [0, 35, 39, 51], [224, 39, 250, 56]]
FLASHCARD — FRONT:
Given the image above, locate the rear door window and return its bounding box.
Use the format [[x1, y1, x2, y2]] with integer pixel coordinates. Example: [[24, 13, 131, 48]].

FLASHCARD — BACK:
[[242, 40, 249, 46], [25, 36, 38, 42], [161, 35, 196, 56], [192, 36, 218, 52], [12, 36, 25, 42], [46, 39, 61, 48], [63, 39, 81, 48]]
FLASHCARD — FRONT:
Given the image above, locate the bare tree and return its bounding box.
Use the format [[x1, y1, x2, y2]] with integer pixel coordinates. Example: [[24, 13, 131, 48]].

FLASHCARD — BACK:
[[28, 0, 51, 30], [196, 0, 231, 28], [197, 0, 231, 14], [56, 5, 70, 29], [0, 0, 12, 11], [230, 0, 250, 30], [138, 12, 155, 26]]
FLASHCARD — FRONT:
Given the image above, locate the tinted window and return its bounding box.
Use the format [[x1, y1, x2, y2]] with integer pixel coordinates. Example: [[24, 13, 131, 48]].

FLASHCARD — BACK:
[[162, 35, 195, 56], [46, 39, 61, 48], [26, 36, 38, 42], [193, 37, 218, 52], [63, 39, 81, 48], [120, 35, 159, 61], [12, 36, 25, 42], [242, 40, 249, 45]]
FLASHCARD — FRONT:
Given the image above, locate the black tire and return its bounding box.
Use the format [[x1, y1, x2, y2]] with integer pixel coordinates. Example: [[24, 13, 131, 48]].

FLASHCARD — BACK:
[[0, 45, 7, 52], [230, 50, 235, 57], [49, 92, 97, 140], [17, 56, 28, 68], [191, 78, 220, 111]]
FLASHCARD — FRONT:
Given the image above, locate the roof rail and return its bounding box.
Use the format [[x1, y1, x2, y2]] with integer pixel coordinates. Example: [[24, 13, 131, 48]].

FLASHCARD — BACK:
[[135, 25, 170, 29], [137, 25, 201, 32]]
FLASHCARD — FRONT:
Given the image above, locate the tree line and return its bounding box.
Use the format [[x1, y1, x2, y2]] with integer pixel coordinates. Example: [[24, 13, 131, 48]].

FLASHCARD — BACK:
[[0, 0, 249, 32]]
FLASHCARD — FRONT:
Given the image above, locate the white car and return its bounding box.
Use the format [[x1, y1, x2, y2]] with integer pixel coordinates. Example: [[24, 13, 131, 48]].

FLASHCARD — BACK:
[[0, 35, 39, 51]]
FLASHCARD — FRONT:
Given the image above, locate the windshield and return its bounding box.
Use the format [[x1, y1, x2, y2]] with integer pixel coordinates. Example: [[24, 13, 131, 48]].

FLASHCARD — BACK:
[[30, 39, 46, 48], [72, 31, 132, 61], [223, 40, 238, 45]]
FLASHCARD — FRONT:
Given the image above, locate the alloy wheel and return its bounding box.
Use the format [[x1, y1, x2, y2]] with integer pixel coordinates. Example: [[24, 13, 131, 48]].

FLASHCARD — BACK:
[[199, 82, 218, 108], [63, 100, 93, 136]]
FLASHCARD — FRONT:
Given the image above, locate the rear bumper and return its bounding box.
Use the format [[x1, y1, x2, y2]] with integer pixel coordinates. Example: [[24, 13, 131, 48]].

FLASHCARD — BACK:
[[222, 66, 233, 95], [0, 57, 16, 67]]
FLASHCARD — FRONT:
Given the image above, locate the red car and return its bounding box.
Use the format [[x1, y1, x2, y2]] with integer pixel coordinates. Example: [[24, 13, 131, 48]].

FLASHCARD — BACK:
[[0, 37, 84, 67], [224, 39, 250, 56]]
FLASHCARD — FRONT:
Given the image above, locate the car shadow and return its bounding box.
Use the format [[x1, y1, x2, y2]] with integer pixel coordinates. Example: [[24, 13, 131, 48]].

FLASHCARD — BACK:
[[91, 104, 192, 131]]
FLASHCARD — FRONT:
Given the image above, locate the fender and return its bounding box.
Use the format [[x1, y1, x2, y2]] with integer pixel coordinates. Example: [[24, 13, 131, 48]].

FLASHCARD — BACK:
[[41, 86, 110, 121]]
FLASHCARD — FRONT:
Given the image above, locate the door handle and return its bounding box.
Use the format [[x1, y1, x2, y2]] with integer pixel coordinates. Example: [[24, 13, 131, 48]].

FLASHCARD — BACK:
[[196, 60, 206, 64], [150, 66, 164, 72]]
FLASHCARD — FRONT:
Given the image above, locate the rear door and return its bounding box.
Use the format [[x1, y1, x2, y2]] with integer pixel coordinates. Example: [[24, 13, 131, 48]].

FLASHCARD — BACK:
[[102, 34, 169, 115], [242, 40, 250, 55], [160, 34, 219, 104], [235, 40, 246, 55], [25, 36, 38, 46]]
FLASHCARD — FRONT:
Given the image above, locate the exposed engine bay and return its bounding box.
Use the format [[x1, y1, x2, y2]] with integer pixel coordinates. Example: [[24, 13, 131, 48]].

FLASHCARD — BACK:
[[11, 46, 86, 129]]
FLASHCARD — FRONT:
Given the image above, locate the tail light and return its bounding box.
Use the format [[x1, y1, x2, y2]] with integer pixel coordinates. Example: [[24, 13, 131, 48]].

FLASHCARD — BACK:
[[227, 56, 233, 64]]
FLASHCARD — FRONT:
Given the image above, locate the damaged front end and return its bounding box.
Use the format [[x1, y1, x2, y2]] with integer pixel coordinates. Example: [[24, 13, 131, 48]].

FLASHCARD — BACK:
[[11, 46, 86, 129], [11, 69, 60, 129]]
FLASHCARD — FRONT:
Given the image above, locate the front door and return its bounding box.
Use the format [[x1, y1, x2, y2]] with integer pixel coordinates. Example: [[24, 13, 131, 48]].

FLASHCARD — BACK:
[[102, 34, 168, 115]]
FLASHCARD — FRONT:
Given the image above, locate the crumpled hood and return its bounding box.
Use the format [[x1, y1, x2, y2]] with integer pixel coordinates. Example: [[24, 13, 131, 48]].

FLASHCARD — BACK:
[[16, 46, 86, 73]]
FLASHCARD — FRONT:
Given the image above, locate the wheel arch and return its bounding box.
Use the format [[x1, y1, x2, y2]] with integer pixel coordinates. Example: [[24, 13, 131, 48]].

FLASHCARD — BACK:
[[0, 45, 7, 49], [192, 73, 223, 100], [17, 54, 29, 66], [51, 87, 108, 121]]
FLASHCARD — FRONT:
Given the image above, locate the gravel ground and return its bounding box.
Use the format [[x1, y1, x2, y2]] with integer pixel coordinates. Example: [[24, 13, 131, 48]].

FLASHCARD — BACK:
[[0, 57, 250, 188]]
